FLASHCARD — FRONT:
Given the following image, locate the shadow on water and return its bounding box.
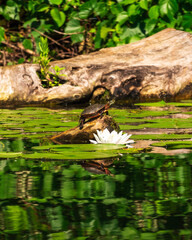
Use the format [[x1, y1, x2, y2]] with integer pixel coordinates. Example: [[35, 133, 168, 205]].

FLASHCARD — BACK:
[[0, 103, 192, 239]]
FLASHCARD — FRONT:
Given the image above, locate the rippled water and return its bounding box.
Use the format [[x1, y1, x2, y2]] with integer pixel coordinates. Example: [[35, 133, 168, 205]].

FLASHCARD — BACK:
[[0, 105, 192, 239], [1, 152, 192, 239]]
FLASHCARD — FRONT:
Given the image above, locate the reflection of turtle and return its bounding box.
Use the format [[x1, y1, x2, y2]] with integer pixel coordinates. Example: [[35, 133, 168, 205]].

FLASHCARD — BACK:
[[79, 101, 114, 129], [81, 161, 112, 175]]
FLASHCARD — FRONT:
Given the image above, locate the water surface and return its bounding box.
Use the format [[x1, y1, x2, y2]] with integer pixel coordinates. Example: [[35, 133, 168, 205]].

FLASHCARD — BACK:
[[0, 104, 192, 239]]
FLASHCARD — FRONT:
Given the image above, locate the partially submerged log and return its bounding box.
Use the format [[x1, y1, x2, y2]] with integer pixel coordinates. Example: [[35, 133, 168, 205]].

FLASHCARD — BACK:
[[1, 28, 192, 105], [51, 115, 120, 144]]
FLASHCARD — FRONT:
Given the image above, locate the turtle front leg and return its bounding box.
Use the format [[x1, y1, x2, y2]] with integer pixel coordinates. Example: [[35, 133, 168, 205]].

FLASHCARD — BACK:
[[79, 118, 85, 129]]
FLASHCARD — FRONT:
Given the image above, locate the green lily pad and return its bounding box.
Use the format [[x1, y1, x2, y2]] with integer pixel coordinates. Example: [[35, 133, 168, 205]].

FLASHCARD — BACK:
[[24, 127, 68, 133], [28, 143, 126, 160], [132, 134, 192, 140], [120, 118, 192, 130], [135, 101, 167, 107], [22, 150, 118, 160], [151, 141, 192, 149], [135, 101, 192, 107], [32, 143, 124, 151], [112, 109, 175, 119], [167, 102, 192, 107], [0, 130, 22, 135], [0, 152, 22, 158], [0, 104, 191, 156]]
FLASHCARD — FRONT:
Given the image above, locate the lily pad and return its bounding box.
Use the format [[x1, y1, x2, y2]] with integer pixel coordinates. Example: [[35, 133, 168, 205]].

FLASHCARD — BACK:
[[135, 101, 192, 107], [112, 109, 175, 119], [32, 143, 124, 151], [151, 141, 192, 149], [135, 101, 167, 107], [22, 150, 118, 160], [0, 130, 22, 135], [120, 118, 192, 130], [0, 104, 191, 155], [0, 152, 22, 158], [28, 143, 126, 160], [132, 134, 192, 140]]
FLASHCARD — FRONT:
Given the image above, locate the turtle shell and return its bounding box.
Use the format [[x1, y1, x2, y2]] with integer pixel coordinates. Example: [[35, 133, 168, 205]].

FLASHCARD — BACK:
[[80, 103, 108, 119], [79, 101, 113, 129]]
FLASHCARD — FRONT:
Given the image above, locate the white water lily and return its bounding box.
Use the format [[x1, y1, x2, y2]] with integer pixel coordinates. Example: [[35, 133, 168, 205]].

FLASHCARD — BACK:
[[90, 128, 134, 148]]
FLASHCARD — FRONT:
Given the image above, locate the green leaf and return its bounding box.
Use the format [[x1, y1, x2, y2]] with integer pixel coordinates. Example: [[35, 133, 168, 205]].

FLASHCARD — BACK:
[[159, 0, 178, 20], [94, 2, 107, 17], [79, 1, 92, 19], [116, 11, 128, 25], [49, 0, 63, 5], [27, 1, 35, 12], [120, 26, 144, 40], [145, 19, 157, 35], [110, 4, 123, 15], [139, 0, 148, 10], [37, 4, 50, 12], [65, 19, 83, 33], [148, 5, 159, 19], [65, 19, 84, 43], [22, 39, 33, 50], [0, 27, 5, 42], [120, 0, 136, 4], [71, 34, 84, 44], [0, 152, 22, 158], [18, 58, 25, 64], [50, 8, 65, 27], [23, 18, 38, 28], [0, 7, 3, 15], [37, 19, 53, 33], [129, 35, 141, 43], [3, 5, 20, 21], [182, 14, 192, 29], [100, 26, 113, 40], [127, 4, 140, 17]]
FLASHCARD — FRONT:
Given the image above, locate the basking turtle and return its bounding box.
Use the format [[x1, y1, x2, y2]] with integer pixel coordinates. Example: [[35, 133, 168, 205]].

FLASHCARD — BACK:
[[79, 101, 114, 129]]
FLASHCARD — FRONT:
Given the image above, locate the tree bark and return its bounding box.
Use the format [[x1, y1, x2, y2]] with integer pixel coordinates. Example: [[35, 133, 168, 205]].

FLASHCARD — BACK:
[[1, 28, 192, 105]]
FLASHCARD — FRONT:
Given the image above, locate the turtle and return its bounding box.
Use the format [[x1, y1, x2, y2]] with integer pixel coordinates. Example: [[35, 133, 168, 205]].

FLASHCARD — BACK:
[[79, 101, 114, 129]]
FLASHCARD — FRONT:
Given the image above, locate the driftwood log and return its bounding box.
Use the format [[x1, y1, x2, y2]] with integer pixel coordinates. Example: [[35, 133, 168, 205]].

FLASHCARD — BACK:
[[1, 28, 192, 105], [51, 115, 120, 144]]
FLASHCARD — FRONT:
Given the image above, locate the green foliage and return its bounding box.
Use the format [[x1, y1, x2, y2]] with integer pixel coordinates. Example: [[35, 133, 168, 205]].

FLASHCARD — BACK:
[[37, 37, 52, 87], [50, 8, 66, 27], [0, 27, 5, 42], [1, 0, 192, 58], [37, 37, 66, 87]]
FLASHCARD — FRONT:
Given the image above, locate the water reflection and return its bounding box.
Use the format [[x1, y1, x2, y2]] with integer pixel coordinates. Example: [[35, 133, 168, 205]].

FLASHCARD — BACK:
[[0, 152, 192, 239]]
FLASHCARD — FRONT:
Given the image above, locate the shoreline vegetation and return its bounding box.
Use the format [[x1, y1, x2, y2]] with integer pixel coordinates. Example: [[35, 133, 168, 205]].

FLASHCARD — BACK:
[[0, 0, 191, 67]]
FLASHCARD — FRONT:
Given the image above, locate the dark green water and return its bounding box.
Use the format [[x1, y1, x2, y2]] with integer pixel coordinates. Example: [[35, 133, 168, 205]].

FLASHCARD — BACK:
[[1, 151, 192, 240], [0, 105, 192, 240]]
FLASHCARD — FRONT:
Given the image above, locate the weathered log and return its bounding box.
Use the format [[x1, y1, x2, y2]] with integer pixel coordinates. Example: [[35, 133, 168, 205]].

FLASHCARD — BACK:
[[1, 28, 192, 105], [51, 115, 120, 144]]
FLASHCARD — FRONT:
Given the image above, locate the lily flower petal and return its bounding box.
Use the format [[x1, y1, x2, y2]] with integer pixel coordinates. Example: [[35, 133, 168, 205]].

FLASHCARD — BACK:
[[93, 133, 102, 143], [89, 139, 98, 144], [90, 128, 134, 148]]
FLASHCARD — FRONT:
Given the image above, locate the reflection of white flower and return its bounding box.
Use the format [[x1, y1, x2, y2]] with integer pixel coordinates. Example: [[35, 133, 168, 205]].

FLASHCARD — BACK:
[[90, 128, 134, 148]]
